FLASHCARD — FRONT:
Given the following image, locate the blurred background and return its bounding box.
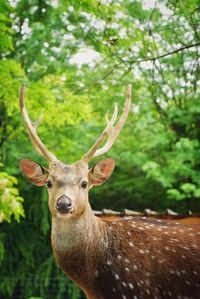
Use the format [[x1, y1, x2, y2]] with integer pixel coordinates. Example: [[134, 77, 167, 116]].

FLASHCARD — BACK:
[[0, 0, 199, 298]]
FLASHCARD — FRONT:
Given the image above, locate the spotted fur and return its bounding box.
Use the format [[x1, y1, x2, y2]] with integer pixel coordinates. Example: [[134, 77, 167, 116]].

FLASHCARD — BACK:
[[52, 211, 200, 299]]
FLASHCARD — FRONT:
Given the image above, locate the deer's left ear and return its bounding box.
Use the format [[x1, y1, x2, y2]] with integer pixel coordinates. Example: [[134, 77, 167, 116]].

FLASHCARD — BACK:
[[89, 158, 115, 187]]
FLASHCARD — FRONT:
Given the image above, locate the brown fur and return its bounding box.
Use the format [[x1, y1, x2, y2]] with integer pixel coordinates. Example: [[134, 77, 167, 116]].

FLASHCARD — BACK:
[[20, 159, 200, 298], [52, 211, 200, 298]]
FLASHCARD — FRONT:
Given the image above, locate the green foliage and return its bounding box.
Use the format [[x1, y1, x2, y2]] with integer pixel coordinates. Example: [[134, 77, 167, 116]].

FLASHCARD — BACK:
[[0, 0, 200, 298], [0, 1, 14, 54], [0, 59, 26, 115], [0, 165, 24, 223]]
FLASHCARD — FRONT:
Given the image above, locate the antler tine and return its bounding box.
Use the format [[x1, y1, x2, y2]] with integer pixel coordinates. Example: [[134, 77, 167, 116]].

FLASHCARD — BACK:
[[82, 84, 132, 163], [94, 84, 132, 157], [81, 102, 118, 163], [19, 84, 57, 162]]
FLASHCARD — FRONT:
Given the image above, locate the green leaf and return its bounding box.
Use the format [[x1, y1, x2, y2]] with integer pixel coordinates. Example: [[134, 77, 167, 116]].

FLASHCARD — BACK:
[[167, 189, 185, 201]]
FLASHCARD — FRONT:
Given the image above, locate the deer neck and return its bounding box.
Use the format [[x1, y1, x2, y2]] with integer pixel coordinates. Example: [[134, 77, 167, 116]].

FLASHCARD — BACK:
[[51, 201, 108, 269], [51, 202, 108, 292], [51, 204, 104, 251]]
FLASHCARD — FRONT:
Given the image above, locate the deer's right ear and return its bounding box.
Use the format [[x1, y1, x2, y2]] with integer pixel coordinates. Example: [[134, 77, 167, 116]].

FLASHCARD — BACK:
[[19, 159, 49, 186]]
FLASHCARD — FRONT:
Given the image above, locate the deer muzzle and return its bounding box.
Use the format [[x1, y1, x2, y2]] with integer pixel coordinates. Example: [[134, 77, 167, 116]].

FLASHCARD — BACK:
[[56, 196, 73, 214]]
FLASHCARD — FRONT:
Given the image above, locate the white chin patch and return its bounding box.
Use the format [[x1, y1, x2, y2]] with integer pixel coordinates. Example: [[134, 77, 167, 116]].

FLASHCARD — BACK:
[[56, 212, 73, 218]]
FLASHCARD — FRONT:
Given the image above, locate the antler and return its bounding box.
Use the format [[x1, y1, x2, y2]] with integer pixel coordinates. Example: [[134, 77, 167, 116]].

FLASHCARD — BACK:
[[82, 84, 132, 163], [19, 84, 57, 162]]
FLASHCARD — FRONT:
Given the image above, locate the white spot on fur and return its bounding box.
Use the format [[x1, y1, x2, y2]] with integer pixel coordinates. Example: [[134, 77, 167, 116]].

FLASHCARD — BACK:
[[181, 270, 186, 274], [101, 237, 108, 248], [168, 291, 172, 297], [192, 244, 198, 248], [125, 267, 130, 272], [115, 274, 119, 280], [193, 270, 198, 275], [183, 246, 189, 250], [125, 258, 129, 263], [128, 283, 134, 289]]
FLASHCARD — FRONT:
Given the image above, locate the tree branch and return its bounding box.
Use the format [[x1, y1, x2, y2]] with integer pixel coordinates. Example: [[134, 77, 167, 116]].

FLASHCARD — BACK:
[[113, 42, 200, 65]]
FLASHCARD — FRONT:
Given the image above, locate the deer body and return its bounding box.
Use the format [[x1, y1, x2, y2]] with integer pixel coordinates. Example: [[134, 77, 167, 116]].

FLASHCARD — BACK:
[[51, 208, 200, 299], [18, 84, 200, 298]]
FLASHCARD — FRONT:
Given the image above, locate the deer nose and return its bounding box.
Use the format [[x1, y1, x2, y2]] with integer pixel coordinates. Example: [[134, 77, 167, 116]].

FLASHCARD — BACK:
[[56, 196, 73, 213]]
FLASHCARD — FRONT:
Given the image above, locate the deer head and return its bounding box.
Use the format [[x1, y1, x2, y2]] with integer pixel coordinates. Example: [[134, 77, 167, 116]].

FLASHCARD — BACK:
[[19, 85, 132, 220]]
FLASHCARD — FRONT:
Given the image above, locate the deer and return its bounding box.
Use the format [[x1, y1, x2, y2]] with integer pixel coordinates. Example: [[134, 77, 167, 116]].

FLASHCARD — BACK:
[[18, 84, 200, 299]]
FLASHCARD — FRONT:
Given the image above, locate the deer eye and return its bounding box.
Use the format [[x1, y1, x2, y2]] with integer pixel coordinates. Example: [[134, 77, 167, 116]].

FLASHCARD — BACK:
[[46, 181, 52, 188], [81, 181, 87, 189]]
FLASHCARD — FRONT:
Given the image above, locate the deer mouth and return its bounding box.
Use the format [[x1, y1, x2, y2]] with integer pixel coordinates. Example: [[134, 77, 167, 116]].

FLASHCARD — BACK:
[[56, 208, 75, 219]]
